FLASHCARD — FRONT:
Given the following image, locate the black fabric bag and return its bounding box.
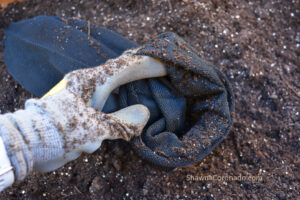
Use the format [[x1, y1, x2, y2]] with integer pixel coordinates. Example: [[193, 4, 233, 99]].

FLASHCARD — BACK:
[[4, 16, 234, 168]]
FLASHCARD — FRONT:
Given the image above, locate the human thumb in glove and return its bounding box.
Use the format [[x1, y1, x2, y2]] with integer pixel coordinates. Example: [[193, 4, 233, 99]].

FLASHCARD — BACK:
[[0, 48, 166, 184]]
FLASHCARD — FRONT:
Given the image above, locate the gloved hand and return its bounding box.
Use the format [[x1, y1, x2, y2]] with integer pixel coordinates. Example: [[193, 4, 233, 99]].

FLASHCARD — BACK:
[[4, 16, 234, 171], [0, 49, 166, 183]]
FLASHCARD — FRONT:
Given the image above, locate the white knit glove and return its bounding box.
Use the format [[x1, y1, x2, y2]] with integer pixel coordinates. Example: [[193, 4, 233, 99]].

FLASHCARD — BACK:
[[0, 49, 166, 184]]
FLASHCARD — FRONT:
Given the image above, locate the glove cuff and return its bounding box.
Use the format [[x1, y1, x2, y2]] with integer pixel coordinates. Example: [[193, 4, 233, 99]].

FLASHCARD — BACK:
[[0, 113, 32, 181], [0, 137, 14, 192], [0, 100, 64, 180]]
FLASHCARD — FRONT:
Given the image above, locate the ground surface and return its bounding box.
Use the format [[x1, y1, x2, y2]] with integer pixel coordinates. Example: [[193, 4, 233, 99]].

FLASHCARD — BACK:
[[0, 0, 299, 199]]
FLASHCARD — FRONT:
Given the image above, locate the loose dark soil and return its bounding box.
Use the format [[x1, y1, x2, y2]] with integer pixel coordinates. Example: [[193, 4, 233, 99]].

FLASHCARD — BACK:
[[0, 0, 299, 199]]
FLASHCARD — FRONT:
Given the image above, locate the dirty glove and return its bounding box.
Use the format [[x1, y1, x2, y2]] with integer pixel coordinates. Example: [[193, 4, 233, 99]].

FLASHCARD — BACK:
[[0, 49, 166, 184], [4, 16, 234, 170]]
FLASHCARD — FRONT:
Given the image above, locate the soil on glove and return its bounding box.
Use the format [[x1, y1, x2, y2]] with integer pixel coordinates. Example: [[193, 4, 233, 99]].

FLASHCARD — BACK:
[[0, 0, 299, 199]]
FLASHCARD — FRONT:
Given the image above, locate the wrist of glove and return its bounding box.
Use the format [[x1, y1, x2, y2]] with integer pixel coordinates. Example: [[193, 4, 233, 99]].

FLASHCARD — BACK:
[[0, 49, 166, 181]]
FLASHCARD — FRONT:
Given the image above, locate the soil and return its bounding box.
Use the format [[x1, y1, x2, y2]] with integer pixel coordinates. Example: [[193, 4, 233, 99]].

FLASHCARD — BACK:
[[0, 0, 299, 199]]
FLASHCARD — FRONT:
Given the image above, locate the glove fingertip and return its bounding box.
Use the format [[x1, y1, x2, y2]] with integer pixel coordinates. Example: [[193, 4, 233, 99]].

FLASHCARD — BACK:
[[109, 104, 150, 135]]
